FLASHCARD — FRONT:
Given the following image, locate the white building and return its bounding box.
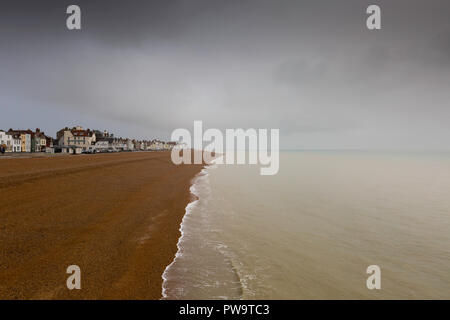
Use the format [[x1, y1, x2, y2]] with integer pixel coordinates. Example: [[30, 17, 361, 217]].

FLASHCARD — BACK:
[[94, 140, 111, 152], [112, 138, 127, 151], [0, 131, 12, 152], [57, 126, 96, 153], [126, 139, 134, 151], [11, 134, 21, 152], [149, 140, 164, 150]]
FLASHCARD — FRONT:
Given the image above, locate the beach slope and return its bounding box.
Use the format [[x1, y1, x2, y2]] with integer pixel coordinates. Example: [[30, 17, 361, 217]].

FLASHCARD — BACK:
[[0, 151, 202, 299]]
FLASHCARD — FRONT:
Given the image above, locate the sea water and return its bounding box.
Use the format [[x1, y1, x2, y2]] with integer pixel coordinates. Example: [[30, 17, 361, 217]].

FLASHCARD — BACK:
[[162, 151, 450, 299]]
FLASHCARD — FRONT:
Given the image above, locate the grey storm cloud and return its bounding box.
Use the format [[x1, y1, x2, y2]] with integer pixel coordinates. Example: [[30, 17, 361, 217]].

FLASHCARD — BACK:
[[0, 0, 449, 149]]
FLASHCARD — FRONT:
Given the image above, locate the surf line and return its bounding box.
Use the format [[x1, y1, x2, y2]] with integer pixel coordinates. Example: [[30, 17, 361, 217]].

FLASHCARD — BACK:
[[160, 164, 211, 299]]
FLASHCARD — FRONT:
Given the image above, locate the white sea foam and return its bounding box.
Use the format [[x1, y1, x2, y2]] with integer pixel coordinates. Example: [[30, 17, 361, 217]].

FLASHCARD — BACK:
[[161, 165, 212, 299]]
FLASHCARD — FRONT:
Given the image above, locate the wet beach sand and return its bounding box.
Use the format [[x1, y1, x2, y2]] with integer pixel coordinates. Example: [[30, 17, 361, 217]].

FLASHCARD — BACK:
[[0, 151, 203, 299]]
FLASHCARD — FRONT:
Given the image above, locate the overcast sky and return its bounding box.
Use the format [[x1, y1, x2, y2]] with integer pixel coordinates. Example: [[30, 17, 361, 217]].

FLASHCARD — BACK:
[[1, 0, 449, 149]]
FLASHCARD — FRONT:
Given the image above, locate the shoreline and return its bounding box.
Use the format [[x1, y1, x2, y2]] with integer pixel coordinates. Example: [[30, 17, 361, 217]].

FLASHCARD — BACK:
[[161, 165, 212, 299], [161, 174, 201, 299], [161, 157, 222, 300], [0, 151, 203, 299]]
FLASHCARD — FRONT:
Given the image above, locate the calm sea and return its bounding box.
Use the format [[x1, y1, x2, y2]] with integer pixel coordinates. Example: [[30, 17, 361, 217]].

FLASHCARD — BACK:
[[162, 151, 450, 299]]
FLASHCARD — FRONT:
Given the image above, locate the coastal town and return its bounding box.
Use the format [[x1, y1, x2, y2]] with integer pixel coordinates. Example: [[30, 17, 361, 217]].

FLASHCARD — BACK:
[[0, 126, 177, 155]]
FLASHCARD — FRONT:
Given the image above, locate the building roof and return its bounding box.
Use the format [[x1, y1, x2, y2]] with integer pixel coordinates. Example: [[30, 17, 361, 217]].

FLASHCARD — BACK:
[[72, 130, 94, 137], [8, 129, 34, 136], [57, 127, 95, 138]]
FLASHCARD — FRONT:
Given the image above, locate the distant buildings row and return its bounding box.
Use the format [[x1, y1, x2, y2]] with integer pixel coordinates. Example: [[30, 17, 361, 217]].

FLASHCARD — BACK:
[[0, 126, 176, 154]]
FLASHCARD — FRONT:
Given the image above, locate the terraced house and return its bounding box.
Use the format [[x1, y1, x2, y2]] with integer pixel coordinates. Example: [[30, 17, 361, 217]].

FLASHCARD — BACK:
[[4, 128, 52, 153], [33, 128, 48, 152], [1, 131, 22, 152], [2, 125, 177, 154], [11, 134, 22, 152], [7, 129, 32, 152]]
